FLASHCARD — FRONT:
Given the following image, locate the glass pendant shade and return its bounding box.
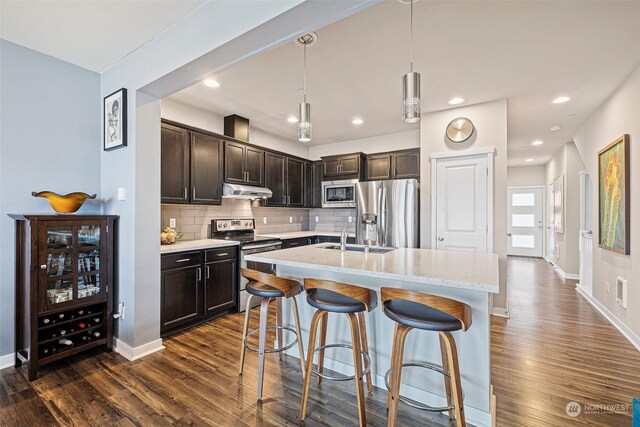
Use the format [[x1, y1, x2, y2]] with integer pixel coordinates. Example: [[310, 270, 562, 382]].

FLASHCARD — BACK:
[[402, 71, 421, 123], [297, 102, 312, 142]]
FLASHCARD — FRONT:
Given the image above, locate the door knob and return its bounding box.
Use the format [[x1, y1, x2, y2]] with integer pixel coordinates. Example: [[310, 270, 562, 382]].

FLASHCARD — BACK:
[[437, 237, 444, 242], [507, 233, 512, 237]]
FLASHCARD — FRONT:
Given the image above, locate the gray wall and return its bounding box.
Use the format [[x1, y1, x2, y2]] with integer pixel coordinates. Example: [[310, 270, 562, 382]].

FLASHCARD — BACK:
[[0, 40, 101, 358]]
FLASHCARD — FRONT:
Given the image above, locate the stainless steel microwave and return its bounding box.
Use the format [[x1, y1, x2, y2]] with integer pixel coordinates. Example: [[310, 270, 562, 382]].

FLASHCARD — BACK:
[[322, 179, 358, 208]]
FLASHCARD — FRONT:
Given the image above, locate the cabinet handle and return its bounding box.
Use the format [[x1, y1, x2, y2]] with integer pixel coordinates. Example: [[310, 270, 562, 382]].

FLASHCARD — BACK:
[[192, 187, 196, 200], [394, 167, 397, 177], [282, 195, 286, 204], [40, 264, 47, 270], [183, 187, 188, 200], [175, 258, 191, 263], [197, 267, 202, 281], [206, 265, 210, 279], [287, 195, 290, 205], [246, 171, 250, 182], [289, 242, 299, 246], [216, 252, 229, 257]]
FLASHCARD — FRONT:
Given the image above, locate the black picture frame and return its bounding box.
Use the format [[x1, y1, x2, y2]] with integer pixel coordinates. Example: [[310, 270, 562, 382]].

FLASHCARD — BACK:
[[103, 88, 127, 151]]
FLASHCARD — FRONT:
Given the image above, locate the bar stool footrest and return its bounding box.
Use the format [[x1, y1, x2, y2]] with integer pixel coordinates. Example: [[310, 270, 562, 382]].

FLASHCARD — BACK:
[[311, 344, 371, 381], [244, 325, 298, 354], [385, 362, 462, 413]]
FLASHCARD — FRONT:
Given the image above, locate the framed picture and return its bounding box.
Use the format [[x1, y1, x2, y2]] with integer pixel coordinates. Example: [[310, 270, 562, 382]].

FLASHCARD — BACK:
[[552, 175, 564, 233], [104, 88, 127, 151], [598, 134, 630, 254]]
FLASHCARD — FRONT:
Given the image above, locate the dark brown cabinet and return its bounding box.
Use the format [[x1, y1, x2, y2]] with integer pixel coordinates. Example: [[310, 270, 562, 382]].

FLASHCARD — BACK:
[[281, 237, 312, 249], [161, 122, 223, 205], [224, 141, 264, 187], [11, 214, 117, 381], [161, 246, 238, 337], [304, 160, 323, 208], [365, 149, 420, 181], [264, 153, 304, 207], [322, 153, 365, 180]]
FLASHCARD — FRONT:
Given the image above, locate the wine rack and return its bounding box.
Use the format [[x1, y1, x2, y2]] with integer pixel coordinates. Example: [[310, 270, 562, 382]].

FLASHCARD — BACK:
[[11, 214, 117, 381]]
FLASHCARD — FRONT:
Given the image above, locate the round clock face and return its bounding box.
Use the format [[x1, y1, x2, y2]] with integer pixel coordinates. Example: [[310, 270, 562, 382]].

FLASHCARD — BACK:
[[446, 117, 474, 143]]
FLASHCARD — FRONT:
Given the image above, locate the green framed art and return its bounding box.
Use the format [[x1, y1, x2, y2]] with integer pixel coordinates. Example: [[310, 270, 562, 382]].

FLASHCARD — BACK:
[[598, 134, 630, 254]]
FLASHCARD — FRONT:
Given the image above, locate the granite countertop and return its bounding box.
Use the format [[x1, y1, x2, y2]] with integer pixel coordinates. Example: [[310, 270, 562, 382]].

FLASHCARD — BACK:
[[160, 239, 239, 254], [256, 231, 356, 239], [245, 244, 499, 293]]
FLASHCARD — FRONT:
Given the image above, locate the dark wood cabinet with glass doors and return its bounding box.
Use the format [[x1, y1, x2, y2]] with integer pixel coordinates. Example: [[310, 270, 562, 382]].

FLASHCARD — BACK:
[[10, 214, 117, 381]]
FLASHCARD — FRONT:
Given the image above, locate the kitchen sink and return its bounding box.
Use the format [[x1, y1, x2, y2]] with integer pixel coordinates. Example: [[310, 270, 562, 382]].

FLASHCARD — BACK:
[[320, 244, 397, 254]]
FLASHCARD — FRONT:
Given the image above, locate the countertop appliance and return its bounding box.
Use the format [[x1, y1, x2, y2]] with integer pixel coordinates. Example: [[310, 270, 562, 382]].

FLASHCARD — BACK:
[[322, 179, 358, 208], [211, 219, 281, 311], [356, 179, 419, 248]]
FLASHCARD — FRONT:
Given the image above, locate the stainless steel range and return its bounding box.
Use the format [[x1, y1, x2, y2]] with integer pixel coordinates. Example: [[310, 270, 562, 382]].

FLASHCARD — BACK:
[[211, 219, 281, 312]]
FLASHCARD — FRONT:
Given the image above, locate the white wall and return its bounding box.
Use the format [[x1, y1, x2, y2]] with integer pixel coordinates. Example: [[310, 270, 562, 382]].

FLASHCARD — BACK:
[[545, 141, 585, 275], [0, 40, 101, 357], [420, 99, 509, 312], [161, 98, 307, 158], [573, 63, 640, 340], [507, 165, 546, 187], [308, 129, 419, 160]]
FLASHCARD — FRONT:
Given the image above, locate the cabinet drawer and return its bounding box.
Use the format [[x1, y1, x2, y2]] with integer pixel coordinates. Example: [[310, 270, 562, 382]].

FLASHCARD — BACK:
[[161, 251, 202, 270], [281, 237, 310, 249], [205, 247, 237, 262]]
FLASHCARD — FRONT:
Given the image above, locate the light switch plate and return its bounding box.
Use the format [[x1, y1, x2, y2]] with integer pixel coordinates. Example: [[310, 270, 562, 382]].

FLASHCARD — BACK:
[[263, 217, 267, 224], [169, 218, 176, 228], [117, 187, 126, 201], [348, 216, 353, 223], [289, 216, 293, 223], [315, 216, 319, 223]]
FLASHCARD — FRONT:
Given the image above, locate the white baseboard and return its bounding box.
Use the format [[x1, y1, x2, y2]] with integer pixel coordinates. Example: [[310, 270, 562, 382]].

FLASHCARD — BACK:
[[491, 304, 510, 319], [546, 259, 579, 280], [113, 338, 165, 361], [0, 353, 14, 370], [576, 287, 640, 353], [286, 347, 492, 427]]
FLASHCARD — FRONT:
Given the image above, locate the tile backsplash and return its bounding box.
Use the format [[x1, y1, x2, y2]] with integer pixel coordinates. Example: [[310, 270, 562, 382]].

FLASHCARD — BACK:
[[161, 199, 355, 240]]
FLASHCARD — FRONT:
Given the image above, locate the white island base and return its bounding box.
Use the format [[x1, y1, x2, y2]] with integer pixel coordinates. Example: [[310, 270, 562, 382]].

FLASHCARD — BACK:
[[246, 245, 499, 427]]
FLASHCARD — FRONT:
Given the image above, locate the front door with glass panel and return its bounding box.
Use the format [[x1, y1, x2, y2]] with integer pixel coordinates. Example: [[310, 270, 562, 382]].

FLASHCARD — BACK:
[[507, 187, 544, 257]]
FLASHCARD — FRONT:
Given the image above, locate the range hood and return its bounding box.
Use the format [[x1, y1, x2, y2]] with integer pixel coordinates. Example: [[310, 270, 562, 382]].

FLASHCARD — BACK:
[[222, 183, 272, 200]]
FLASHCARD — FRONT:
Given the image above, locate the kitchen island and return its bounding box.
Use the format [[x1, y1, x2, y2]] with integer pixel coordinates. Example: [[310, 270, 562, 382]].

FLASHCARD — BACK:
[[245, 244, 499, 427]]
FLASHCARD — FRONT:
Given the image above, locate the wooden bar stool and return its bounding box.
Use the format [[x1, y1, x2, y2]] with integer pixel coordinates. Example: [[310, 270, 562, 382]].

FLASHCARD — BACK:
[[300, 278, 377, 427], [238, 268, 306, 401], [381, 288, 472, 427]]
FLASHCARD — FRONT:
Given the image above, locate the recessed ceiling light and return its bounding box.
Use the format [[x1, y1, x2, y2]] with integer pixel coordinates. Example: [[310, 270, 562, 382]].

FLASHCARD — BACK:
[[549, 125, 562, 132], [523, 147, 529, 150], [525, 158, 534, 162], [352, 118, 364, 125], [552, 96, 570, 104], [532, 140, 544, 146], [567, 113, 576, 118], [448, 97, 465, 105], [203, 79, 220, 88], [287, 116, 298, 123]]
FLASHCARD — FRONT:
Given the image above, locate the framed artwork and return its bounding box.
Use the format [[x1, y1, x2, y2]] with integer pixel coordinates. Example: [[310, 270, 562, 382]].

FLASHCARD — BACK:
[[552, 175, 564, 233], [104, 88, 127, 151], [598, 134, 630, 254]]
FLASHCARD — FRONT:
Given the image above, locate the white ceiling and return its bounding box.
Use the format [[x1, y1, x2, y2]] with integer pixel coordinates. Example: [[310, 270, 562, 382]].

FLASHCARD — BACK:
[[166, 0, 640, 166], [0, 0, 206, 73], [2, 1, 639, 167]]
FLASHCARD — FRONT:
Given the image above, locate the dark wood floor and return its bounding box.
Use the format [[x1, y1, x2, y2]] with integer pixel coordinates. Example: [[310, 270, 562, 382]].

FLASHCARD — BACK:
[[1, 257, 638, 426]]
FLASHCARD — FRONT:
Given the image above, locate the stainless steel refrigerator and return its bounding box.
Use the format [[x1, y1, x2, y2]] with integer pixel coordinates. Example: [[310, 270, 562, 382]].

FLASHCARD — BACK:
[[356, 179, 419, 248]]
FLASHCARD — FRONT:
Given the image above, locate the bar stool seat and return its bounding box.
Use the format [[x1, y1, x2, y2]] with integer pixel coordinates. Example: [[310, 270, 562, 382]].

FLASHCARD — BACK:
[[306, 288, 367, 313], [383, 300, 462, 331], [246, 281, 286, 299]]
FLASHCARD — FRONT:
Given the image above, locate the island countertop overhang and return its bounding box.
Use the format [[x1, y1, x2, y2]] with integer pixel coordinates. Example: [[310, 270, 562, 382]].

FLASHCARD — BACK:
[[245, 244, 499, 293]]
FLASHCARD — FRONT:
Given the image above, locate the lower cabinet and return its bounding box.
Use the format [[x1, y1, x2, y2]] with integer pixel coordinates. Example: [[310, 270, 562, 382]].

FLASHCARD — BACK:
[[161, 247, 238, 337], [281, 237, 312, 249]]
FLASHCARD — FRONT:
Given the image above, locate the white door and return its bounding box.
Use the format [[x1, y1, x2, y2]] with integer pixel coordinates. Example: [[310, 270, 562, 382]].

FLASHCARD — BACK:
[[546, 183, 556, 260], [434, 155, 488, 252], [507, 187, 544, 257], [579, 171, 593, 294]]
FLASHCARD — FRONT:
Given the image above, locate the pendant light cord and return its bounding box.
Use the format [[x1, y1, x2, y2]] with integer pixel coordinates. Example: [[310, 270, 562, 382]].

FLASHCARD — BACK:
[[303, 41, 307, 103], [410, 0, 414, 73]]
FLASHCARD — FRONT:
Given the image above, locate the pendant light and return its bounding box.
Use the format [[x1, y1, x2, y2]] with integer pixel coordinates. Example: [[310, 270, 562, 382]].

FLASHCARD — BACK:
[[295, 33, 317, 142], [402, 0, 421, 123]]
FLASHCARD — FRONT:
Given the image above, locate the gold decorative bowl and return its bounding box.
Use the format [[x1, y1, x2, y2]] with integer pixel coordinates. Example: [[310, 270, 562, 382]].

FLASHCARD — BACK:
[[32, 191, 96, 214]]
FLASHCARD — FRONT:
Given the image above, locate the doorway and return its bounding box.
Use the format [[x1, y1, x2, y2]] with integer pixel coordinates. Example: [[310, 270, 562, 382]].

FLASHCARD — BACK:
[[507, 187, 544, 257]]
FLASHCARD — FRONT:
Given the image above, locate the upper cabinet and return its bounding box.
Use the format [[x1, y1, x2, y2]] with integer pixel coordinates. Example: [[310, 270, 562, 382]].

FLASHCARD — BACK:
[[304, 160, 322, 208], [224, 141, 264, 187], [321, 153, 365, 181], [365, 149, 420, 181], [161, 122, 223, 205], [264, 152, 305, 207]]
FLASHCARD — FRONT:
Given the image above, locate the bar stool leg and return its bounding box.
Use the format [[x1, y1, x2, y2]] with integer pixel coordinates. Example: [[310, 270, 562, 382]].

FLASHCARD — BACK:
[[301, 310, 324, 421], [387, 324, 411, 427], [239, 294, 254, 375], [290, 296, 306, 378], [256, 298, 270, 401], [357, 312, 373, 394], [386, 323, 400, 408], [347, 313, 367, 427], [316, 312, 328, 384], [439, 333, 455, 419], [440, 331, 466, 427], [276, 297, 284, 361]]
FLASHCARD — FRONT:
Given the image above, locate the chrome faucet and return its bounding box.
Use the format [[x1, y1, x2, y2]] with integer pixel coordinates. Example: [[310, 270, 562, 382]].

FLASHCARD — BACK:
[[340, 225, 352, 252]]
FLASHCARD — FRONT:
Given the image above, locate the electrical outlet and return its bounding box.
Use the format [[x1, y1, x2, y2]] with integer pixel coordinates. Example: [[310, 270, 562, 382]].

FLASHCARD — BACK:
[[289, 216, 293, 223], [169, 218, 176, 228], [315, 216, 319, 223], [114, 302, 125, 320], [605, 281, 610, 294], [617, 277, 627, 309], [348, 216, 353, 223], [263, 217, 267, 224]]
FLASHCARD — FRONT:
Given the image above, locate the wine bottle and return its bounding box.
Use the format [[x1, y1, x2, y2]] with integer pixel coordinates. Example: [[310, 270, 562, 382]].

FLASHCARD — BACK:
[[76, 309, 85, 316], [58, 338, 73, 346], [77, 322, 87, 329], [57, 313, 65, 320], [59, 329, 67, 336], [41, 317, 51, 325], [91, 317, 101, 324], [91, 331, 101, 338]]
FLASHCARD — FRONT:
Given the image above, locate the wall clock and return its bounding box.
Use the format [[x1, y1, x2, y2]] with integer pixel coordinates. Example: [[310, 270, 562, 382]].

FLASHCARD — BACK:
[[446, 117, 475, 143]]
